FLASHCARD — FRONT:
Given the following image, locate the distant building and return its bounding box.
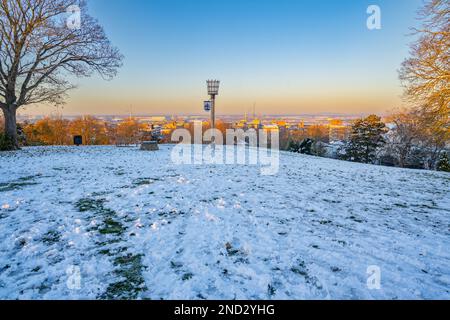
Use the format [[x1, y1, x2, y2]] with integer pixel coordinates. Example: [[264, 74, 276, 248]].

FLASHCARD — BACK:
[[328, 119, 349, 142], [248, 119, 263, 129], [262, 124, 279, 132]]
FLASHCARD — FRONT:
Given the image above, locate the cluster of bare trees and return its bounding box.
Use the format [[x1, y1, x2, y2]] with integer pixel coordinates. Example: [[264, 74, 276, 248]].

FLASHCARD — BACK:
[[22, 116, 148, 146], [0, 0, 122, 149], [399, 0, 449, 116], [383, 108, 448, 169], [386, 0, 449, 169]]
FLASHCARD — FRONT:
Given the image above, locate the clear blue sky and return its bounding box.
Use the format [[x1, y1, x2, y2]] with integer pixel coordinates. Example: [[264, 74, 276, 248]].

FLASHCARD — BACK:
[[26, 0, 423, 116]]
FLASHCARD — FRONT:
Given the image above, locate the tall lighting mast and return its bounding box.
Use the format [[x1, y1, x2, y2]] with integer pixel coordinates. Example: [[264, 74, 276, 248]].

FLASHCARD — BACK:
[[206, 80, 220, 130]]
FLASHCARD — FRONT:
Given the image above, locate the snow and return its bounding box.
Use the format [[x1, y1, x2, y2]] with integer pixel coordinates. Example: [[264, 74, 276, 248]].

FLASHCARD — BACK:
[[0, 145, 449, 300]]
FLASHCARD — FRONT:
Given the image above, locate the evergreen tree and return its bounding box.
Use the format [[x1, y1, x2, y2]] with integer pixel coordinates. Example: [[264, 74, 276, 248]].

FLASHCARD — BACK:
[[288, 138, 315, 155], [343, 115, 387, 164], [437, 153, 450, 172], [0, 133, 14, 151], [287, 140, 300, 153], [299, 138, 314, 155]]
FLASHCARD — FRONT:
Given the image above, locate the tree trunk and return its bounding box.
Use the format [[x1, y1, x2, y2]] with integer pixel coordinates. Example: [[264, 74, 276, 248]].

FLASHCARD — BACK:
[[2, 105, 19, 150]]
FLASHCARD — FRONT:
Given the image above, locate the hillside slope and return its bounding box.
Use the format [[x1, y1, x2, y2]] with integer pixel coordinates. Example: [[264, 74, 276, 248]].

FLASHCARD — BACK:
[[0, 146, 449, 299]]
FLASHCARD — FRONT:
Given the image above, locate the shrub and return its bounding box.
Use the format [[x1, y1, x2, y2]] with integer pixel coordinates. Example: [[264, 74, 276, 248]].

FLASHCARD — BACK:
[[0, 133, 14, 151], [437, 153, 450, 172]]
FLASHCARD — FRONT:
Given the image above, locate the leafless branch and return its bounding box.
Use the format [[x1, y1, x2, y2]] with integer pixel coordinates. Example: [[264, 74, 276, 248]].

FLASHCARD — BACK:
[[0, 0, 123, 109]]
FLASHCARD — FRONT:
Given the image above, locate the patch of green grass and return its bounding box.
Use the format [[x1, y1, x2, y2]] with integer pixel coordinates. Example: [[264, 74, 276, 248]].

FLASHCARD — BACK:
[[291, 261, 308, 277], [182, 272, 194, 281], [32, 266, 42, 273], [291, 260, 323, 290], [225, 242, 241, 256], [170, 261, 183, 269], [18, 175, 41, 181], [102, 253, 146, 300], [349, 216, 365, 223], [75, 198, 120, 236], [0, 179, 39, 192], [331, 267, 341, 273], [75, 198, 106, 212], [99, 249, 111, 256], [95, 239, 122, 247], [419, 203, 439, 210], [114, 253, 143, 266], [157, 210, 186, 219], [116, 266, 145, 286], [291, 267, 308, 277], [267, 284, 276, 297], [75, 197, 146, 300], [99, 218, 125, 235], [132, 178, 154, 186], [103, 279, 145, 300], [91, 191, 110, 197], [38, 282, 51, 294], [99, 247, 129, 256], [0, 265, 11, 273], [41, 230, 61, 245], [0, 175, 42, 192], [322, 198, 341, 204]]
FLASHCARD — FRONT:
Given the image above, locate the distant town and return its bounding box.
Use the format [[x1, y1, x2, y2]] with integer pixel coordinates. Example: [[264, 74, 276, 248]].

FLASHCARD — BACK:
[[15, 112, 365, 145]]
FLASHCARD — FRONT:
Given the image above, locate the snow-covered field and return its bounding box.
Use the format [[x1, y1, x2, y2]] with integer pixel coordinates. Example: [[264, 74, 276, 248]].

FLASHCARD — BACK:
[[0, 145, 449, 300]]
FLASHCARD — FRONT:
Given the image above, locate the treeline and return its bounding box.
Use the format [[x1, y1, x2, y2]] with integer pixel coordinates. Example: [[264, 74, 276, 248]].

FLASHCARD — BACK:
[[1, 112, 448, 171], [0, 116, 242, 147], [286, 112, 449, 172], [0, 116, 149, 147]]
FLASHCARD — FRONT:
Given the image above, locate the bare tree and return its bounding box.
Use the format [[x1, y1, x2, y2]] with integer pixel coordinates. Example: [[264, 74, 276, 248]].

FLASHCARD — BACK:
[[0, 0, 123, 149], [416, 108, 449, 168], [385, 107, 449, 169], [384, 109, 423, 168], [395, 0, 449, 169], [399, 0, 449, 116]]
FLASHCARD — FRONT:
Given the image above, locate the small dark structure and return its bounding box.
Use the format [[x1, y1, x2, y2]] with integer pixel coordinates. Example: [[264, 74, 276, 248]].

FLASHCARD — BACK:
[[140, 141, 159, 151], [74, 135, 83, 146]]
